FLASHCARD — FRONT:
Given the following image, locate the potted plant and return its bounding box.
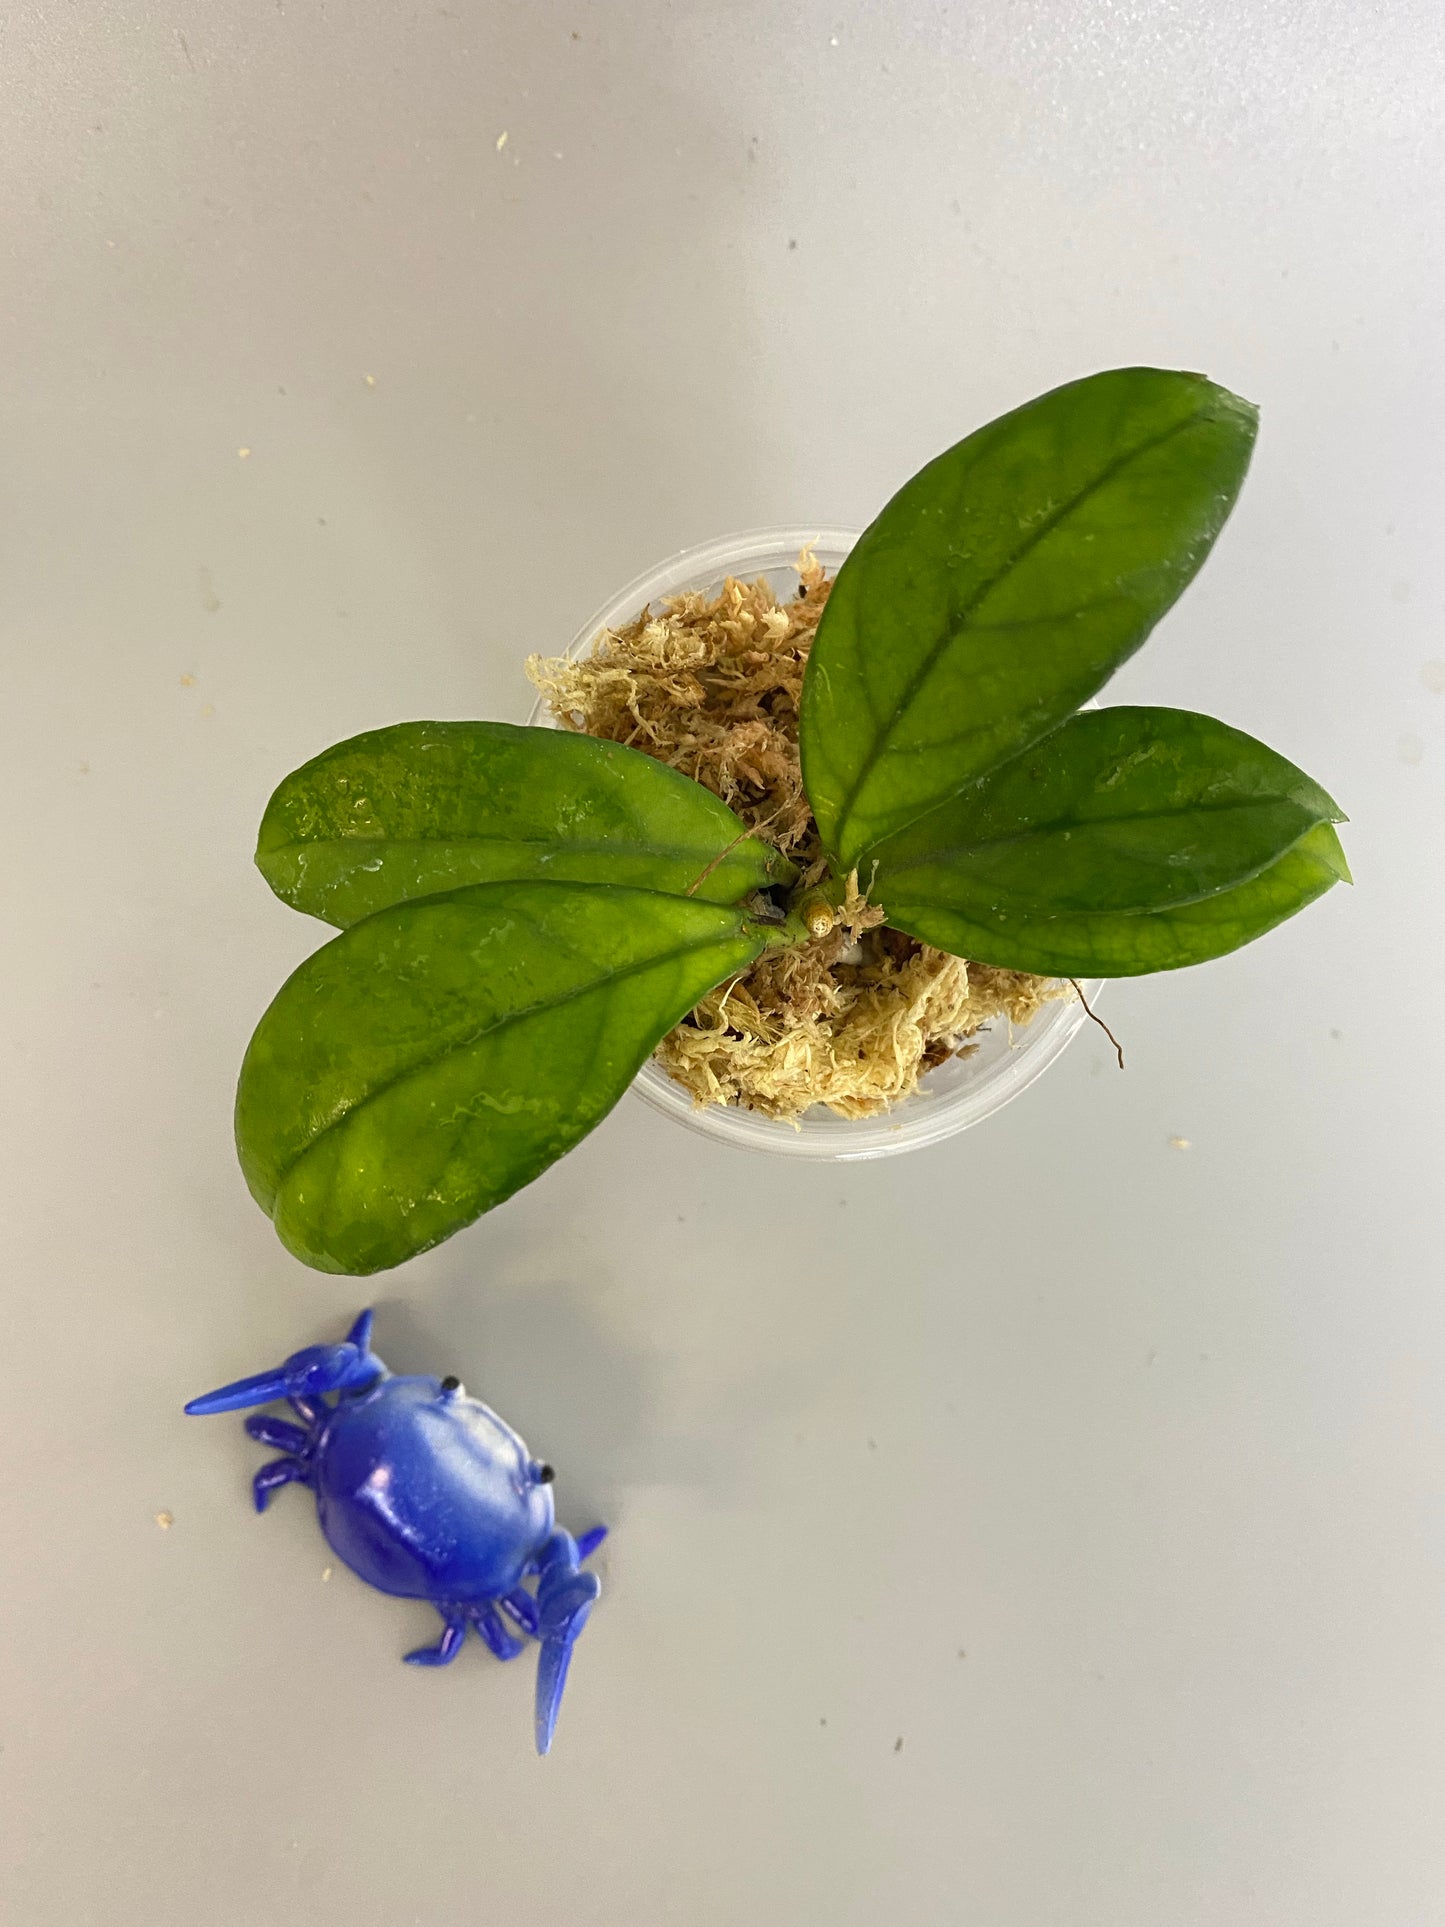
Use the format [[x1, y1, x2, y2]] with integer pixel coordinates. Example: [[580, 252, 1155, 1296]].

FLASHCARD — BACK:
[[525, 526, 1103, 1166], [236, 367, 1347, 1274]]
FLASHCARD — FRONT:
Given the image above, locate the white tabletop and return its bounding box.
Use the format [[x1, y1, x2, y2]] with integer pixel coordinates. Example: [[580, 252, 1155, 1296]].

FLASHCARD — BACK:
[[2, 5, 1442, 1923]]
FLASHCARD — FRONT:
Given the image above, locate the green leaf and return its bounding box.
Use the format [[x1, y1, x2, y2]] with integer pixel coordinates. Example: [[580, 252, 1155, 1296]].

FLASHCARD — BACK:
[[236, 881, 770, 1274], [879, 821, 1350, 978], [869, 706, 1345, 919], [801, 367, 1259, 871], [256, 720, 790, 927]]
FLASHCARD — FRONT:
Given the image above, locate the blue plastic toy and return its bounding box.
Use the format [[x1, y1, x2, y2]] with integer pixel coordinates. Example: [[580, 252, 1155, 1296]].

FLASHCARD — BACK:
[[185, 1310, 605, 1753]]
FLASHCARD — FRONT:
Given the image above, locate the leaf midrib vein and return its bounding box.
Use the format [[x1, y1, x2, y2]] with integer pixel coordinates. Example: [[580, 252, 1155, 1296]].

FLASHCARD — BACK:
[[267, 832, 745, 863], [276, 923, 756, 1187], [877, 795, 1322, 876], [831, 407, 1211, 862]]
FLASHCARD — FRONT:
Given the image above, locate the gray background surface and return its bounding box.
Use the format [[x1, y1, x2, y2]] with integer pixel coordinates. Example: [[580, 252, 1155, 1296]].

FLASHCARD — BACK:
[[2, 4, 1443, 1923]]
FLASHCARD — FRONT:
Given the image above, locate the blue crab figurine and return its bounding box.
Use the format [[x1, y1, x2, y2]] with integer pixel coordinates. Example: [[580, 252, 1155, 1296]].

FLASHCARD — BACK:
[[185, 1310, 605, 1753]]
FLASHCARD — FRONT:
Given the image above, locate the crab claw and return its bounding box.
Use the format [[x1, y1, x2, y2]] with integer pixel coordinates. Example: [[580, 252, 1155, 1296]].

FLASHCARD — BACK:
[[533, 1531, 602, 1756], [185, 1310, 383, 1416], [185, 1368, 292, 1416]]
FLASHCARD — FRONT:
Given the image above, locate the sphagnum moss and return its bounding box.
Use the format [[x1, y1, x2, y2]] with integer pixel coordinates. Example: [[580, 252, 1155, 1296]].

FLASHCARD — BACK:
[[528, 555, 1064, 1124]]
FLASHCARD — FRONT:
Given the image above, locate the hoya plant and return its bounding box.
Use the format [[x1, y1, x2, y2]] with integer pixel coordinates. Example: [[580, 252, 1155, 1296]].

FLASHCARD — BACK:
[[237, 367, 1347, 1274]]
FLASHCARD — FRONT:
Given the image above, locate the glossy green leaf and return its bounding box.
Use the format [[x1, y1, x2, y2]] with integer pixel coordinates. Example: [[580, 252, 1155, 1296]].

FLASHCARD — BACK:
[[256, 719, 789, 927], [801, 367, 1258, 871], [879, 821, 1350, 978], [869, 706, 1344, 919], [236, 881, 771, 1274]]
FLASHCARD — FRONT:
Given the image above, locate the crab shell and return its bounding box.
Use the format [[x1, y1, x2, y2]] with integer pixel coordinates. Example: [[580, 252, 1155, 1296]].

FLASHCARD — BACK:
[[316, 1375, 557, 1600]]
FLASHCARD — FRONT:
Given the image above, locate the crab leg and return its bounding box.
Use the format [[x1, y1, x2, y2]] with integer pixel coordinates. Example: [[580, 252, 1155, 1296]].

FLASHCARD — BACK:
[[498, 1587, 540, 1639], [404, 1609, 468, 1667], [252, 1456, 309, 1512], [286, 1392, 331, 1431], [471, 1602, 524, 1662], [244, 1414, 311, 1455], [573, 1525, 608, 1563]]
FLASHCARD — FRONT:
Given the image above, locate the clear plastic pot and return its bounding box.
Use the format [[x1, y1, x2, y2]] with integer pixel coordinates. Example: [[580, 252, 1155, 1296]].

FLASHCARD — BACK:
[[530, 527, 1098, 1162]]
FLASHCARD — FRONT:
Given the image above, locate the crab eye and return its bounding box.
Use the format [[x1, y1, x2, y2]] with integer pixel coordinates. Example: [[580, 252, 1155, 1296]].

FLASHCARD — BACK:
[[536, 1462, 555, 1485], [439, 1375, 461, 1394]]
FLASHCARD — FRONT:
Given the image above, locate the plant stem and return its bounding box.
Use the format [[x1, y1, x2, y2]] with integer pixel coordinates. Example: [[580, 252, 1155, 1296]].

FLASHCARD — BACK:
[[789, 874, 847, 937], [751, 910, 814, 953]]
